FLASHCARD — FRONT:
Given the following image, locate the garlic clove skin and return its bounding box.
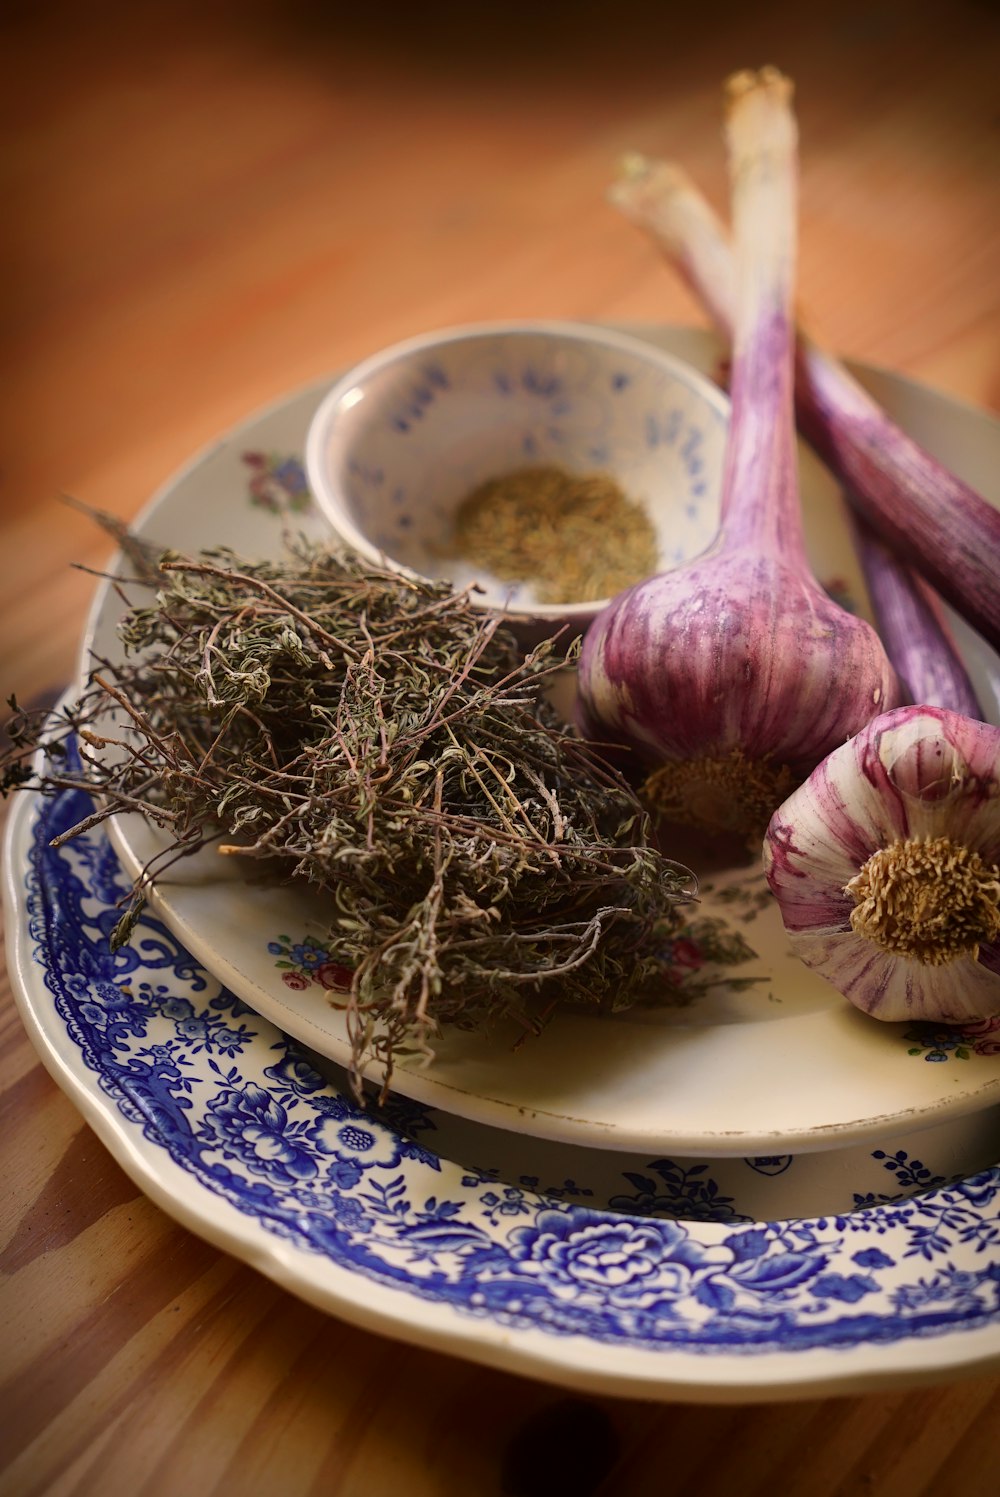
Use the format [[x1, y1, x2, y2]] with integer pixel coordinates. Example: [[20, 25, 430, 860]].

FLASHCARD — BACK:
[[776, 925, 1000, 1025], [763, 705, 1000, 1023]]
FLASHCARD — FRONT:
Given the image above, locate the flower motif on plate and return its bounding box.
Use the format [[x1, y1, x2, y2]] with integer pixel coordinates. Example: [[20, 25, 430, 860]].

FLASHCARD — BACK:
[[904, 1017, 1000, 1062], [21, 759, 1000, 1357], [268, 933, 352, 994], [243, 451, 314, 514]]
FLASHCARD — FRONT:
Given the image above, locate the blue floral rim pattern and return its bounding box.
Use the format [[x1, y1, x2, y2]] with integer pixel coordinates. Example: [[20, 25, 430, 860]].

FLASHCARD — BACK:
[[21, 766, 1000, 1360]]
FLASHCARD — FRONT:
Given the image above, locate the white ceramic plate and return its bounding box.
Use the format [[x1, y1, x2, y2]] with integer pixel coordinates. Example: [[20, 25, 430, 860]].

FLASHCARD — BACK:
[[78, 327, 1000, 1158], [6, 776, 1000, 1401]]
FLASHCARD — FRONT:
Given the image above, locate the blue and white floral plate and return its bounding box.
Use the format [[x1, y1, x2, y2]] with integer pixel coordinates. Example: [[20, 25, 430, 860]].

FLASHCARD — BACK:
[[77, 327, 1000, 1160], [5, 765, 1000, 1400]]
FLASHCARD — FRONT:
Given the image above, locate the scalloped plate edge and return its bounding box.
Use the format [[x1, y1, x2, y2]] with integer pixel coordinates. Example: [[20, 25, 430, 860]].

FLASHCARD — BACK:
[[6, 784, 1000, 1403]]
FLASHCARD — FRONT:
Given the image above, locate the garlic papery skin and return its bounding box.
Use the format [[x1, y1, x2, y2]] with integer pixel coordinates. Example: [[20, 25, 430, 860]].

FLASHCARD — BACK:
[[578, 70, 901, 839], [763, 706, 1000, 1023]]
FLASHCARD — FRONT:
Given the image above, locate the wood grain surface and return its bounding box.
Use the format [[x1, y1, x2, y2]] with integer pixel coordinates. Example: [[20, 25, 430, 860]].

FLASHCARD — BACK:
[[2, 2, 999, 1493]]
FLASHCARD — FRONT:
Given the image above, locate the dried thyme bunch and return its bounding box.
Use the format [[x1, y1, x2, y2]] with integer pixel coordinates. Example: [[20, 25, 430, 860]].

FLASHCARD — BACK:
[[3, 540, 695, 1090]]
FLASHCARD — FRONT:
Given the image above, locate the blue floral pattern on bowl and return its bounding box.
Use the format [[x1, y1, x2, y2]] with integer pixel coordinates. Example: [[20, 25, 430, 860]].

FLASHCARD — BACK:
[[305, 322, 729, 621]]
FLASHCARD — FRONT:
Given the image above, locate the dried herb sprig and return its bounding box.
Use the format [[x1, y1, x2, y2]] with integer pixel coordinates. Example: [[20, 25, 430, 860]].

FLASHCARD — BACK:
[[3, 539, 696, 1092]]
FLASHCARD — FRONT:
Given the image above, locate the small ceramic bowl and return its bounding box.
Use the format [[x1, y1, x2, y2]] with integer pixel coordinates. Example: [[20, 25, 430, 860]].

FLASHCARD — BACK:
[[305, 320, 730, 635]]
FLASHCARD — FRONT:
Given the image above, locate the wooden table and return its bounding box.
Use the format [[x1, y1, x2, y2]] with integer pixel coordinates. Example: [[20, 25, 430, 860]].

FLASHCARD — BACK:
[[2, 2, 998, 1492]]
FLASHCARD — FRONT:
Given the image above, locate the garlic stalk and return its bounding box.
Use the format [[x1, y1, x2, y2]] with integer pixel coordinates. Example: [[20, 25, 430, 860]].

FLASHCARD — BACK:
[[578, 70, 900, 839], [610, 157, 1000, 654], [851, 514, 982, 719]]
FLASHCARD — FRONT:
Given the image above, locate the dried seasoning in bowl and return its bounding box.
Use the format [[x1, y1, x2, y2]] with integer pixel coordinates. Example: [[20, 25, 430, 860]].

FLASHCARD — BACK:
[[445, 464, 659, 605], [2, 538, 696, 1094]]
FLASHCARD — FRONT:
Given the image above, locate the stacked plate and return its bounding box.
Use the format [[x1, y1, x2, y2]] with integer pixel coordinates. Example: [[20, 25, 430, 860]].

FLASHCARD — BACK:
[[6, 328, 1000, 1401]]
